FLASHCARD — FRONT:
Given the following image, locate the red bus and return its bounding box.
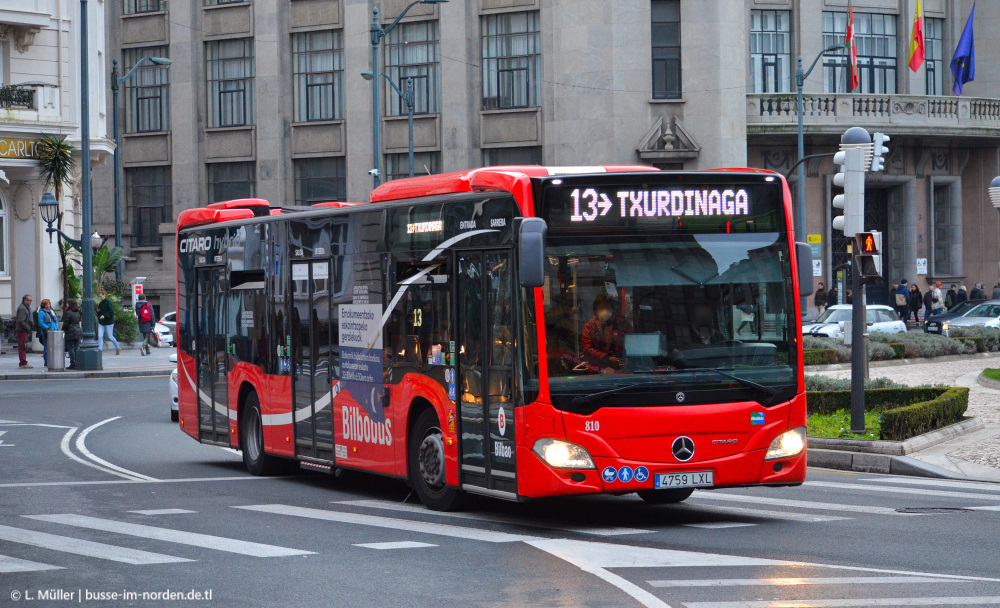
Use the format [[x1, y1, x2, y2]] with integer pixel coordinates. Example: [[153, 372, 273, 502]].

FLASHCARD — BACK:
[[175, 166, 813, 510]]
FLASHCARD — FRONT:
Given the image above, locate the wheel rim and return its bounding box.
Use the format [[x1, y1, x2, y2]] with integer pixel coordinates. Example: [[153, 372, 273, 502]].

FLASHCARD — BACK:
[[417, 427, 446, 490], [246, 409, 262, 462]]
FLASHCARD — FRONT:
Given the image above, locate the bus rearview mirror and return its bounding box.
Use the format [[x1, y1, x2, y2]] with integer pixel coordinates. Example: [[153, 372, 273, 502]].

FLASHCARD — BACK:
[[795, 242, 814, 297], [519, 218, 547, 288]]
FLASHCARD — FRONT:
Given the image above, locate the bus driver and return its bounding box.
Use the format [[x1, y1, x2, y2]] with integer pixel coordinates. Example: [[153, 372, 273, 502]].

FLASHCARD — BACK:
[[581, 294, 632, 373]]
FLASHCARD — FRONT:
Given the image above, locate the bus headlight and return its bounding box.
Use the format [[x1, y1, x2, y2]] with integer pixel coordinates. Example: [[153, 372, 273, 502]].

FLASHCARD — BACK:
[[533, 439, 595, 469], [765, 427, 806, 460]]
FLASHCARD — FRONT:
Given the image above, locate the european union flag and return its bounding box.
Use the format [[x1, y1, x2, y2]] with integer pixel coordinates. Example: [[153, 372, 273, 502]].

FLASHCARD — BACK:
[[951, 3, 975, 96]]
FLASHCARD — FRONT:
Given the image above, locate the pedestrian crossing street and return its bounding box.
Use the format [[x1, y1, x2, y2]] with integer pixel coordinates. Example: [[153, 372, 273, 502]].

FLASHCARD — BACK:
[[3, 474, 1000, 608]]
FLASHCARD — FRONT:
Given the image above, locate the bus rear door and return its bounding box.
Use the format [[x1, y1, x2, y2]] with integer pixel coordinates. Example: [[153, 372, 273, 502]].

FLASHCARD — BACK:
[[456, 250, 517, 497], [291, 260, 335, 463], [195, 266, 230, 445]]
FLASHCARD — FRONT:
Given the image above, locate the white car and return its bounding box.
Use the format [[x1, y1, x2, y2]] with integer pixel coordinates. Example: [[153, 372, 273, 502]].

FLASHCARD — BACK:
[[939, 301, 1000, 335], [803, 304, 907, 340], [154, 321, 174, 346], [159, 311, 176, 330], [169, 353, 178, 422]]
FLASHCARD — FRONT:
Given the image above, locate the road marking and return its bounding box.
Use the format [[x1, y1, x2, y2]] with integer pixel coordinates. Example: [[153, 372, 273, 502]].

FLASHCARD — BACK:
[[0, 475, 280, 489], [859, 477, 1000, 493], [682, 598, 1000, 607], [0, 554, 63, 573], [0, 430, 13, 447], [75, 417, 158, 481], [688, 492, 906, 515], [806, 481, 1000, 502], [58, 427, 139, 481], [0, 524, 190, 565], [648, 576, 963, 587], [234, 504, 542, 543], [681, 522, 756, 529], [25, 514, 313, 558], [335, 499, 653, 536], [678, 504, 850, 523], [969, 505, 1000, 512], [129, 509, 197, 516], [353, 541, 437, 550]]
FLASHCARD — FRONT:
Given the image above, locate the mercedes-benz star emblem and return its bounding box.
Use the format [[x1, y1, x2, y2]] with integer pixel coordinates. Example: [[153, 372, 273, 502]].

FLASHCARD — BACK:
[[672, 436, 695, 462], [676, 392, 686, 403]]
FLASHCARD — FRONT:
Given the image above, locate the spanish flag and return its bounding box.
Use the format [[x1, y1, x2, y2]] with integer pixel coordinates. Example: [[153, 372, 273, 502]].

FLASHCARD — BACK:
[[908, 0, 925, 71]]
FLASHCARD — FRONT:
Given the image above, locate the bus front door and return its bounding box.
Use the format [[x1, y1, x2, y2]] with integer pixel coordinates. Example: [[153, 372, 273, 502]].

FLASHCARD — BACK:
[[291, 260, 334, 462], [456, 250, 517, 496], [195, 266, 230, 444]]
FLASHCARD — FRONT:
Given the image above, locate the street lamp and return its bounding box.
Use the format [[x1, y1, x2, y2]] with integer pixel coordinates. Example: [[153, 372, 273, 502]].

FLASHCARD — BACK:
[[363, 71, 415, 178], [110, 55, 171, 280], [39, 192, 102, 250], [989, 176, 1000, 214], [369, 0, 448, 188]]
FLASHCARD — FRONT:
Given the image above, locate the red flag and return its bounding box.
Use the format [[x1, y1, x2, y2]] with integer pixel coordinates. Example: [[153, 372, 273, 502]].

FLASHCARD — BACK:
[[908, 0, 925, 71], [846, 3, 859, 91]]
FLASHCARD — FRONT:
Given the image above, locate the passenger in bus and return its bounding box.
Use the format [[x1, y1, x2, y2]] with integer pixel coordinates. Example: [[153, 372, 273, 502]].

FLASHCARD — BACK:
[[581, 294, 632, 372]]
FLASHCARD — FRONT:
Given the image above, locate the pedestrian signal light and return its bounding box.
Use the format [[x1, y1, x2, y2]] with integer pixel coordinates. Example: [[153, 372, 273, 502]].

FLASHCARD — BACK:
[[854, 231, 882, 282]]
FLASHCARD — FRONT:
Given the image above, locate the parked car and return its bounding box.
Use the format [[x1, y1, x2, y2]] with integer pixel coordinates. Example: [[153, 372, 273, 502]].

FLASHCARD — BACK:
[[154, 321, 174, 347], [936, 300, 1000, 336], [169, 353, 178, 422], [803, 304, 907, 340], [158, 311, 175, 330], [924, 299, 985, 334]]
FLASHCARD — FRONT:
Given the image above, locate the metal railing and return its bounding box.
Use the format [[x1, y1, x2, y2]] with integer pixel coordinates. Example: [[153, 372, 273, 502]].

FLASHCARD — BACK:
[[0, 86, 35, 111]]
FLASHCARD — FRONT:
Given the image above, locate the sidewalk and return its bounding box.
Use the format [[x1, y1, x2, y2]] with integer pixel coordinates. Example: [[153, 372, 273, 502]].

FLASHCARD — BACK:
[[0, 342, 174, 381], [811, 357, 1000, 482]]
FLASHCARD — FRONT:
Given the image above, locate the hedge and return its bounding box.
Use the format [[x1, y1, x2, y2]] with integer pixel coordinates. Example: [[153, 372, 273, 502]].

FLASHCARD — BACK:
[[806, 386, 968, 441], [803, 349, 837, 366], [804, 375, 903, 391], [953, 336, 986, 353], [949, 326, 1000, 352], [888, 343, 905, 359]]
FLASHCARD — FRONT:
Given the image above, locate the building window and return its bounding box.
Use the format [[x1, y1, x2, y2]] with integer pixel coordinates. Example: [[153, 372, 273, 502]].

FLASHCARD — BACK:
[[481, 12, 541, 110], [122, 47, 170, 133], [651, 0, 681, 99], [294, 157, 346, 205], [206, 39, 254, 127], [482, 146, 542, 166], [822, 11, 897, 94], [293, 30, 344, 122], [384, 21, 439, 116], [0, 194, 7, 275], [204, 0, 246, 6], [126, 167, 171, 247], [925, 17, 944, 95], [123, 0, 163, 14], [749, 10, 791, 93], [384, 152, 439, 182], [208, 162, 255, 203]]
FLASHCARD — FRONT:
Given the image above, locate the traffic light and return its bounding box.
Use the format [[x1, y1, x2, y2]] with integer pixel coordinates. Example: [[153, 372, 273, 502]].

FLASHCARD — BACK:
[[855, 231, 882, 281], [832, 147, 865, 235], [871, 132, 891, 172]]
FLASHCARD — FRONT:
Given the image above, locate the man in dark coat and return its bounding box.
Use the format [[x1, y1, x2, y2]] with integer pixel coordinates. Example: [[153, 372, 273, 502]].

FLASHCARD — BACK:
[[893, 280, 910, 321], [826, 286, 838, 309], [15, 294, 33, 368]]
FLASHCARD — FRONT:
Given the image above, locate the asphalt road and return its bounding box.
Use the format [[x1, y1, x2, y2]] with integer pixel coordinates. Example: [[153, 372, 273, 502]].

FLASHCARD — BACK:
[[2, 376, 1000, 608]]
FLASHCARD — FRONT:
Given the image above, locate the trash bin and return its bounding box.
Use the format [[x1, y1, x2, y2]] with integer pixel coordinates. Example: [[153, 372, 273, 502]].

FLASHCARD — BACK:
[[47, 330, 65, 372]]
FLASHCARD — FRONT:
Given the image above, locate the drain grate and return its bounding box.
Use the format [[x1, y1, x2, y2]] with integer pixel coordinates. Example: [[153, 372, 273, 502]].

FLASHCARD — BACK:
[[896, 507, 973, 514]]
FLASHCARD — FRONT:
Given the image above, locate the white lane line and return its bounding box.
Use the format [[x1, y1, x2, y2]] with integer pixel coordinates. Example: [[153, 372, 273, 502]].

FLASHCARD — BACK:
[[681, 522, 756, 529], [969, 505, 1000, 512], [0, 430, 13, 447], [649, 576, 963, 588], [129, 509, 197, 516], [688, 492, 906, 515], [859, 477, 1000, 492], [806, 481, 1000, 502], [0, 475, 280, 489], [353, 541, 437, 550], [25, 514, 312, 558], [0, 554, 64, 573], [0, 524, 190, 565], [679, 504, 850, 523], [58, 427, 139, 481], [75, 417, 158, 481], [234, 504, 542, 543], [334, 499, 653, 536], [682, 598, 1000, 608]]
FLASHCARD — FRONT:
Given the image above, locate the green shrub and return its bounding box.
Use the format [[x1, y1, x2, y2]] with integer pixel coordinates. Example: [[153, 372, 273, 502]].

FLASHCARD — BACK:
[[804, 375, 903, 392], [868, 341, 897, 361], [888, 343, 905, 358], [802, 336, 850, 362], [803, 349, 837, 365], [868, 331, 973, 358], [806, 386, 969, 441], [112, 300, 139, 344], [953, 336, 986, 353], [949, 326, 1000, 352]]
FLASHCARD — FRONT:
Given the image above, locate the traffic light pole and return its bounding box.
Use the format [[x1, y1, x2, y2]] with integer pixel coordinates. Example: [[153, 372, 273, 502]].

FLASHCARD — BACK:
[[842, 146, 868, 434]]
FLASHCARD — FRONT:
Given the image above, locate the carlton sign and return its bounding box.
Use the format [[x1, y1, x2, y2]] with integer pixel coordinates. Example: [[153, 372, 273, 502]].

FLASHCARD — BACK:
[[0, 138, 41, 160]]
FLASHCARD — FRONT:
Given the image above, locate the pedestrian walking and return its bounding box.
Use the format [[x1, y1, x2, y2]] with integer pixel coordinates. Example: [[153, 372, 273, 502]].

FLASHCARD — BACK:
[[993, 283, 1000, 300], [956, 285, 968, 305], [931, 281, 945, 316], [96, 289, 121, 355], [827, 285, 838, 309], [63, 300, 82, 369], [945, 284, 957, 309], [971, 283, 986, 301], [36, 299, 59, 367], [846, 290, 853, 305], [14, 294, 33, 368], [136, 296, 155, 356], [909, 284, 923, 325], [894, 280, 910, 321], [814, 282, 828, 316]]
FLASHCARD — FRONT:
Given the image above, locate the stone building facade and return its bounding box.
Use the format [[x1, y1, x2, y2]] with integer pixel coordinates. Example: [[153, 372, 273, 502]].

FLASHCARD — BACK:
[[94, 0, 1000, 316]]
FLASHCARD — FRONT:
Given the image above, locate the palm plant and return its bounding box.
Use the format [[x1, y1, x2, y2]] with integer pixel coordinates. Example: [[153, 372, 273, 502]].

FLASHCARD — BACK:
[[36, 135, 77, 303]]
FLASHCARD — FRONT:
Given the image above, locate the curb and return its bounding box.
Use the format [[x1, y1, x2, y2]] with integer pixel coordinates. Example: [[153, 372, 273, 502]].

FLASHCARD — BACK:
[[806, 351, 1000, 373], [808, 449, 999, 482], [808, 417, 986, 456], [0, 368, 172, 381], [977, 372, 1000, 390]]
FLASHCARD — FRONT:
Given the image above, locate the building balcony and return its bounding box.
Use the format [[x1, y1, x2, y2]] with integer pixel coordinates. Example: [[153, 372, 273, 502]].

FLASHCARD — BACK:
[[0, 83, 62, 128], [747, 93, 1000, 140]]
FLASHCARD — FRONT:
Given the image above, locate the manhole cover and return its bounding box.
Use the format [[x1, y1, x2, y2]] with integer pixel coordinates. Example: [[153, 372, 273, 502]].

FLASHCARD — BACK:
[[896, 507, 973, 514]]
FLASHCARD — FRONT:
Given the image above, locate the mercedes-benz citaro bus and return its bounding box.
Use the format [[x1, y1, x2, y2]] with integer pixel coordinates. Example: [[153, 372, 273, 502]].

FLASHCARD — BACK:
[[175, 165, 814, 510]]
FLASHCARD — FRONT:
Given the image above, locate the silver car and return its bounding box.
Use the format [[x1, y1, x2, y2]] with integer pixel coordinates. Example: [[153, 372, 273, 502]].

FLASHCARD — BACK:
[[803, 304, 907, 340], [937, 300, 1000, 336]]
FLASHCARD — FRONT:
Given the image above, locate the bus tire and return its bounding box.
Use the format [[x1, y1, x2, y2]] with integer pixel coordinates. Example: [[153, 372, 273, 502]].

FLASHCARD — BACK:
[[241, 392, 283, 476], [409, 408, 465, 511], [636, 488, 694, 504]]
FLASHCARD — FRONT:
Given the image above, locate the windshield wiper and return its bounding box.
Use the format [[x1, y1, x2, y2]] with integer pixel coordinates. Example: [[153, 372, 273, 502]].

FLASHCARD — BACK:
[[669, 366, 779, 405], [570, 381, 679, 409]]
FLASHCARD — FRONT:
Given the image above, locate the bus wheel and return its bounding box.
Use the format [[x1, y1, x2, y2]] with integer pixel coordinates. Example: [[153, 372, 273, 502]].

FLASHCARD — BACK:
[[636, 488, 694, 504], [242, 392, 282, 476], [409, 409, 465, 511]]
